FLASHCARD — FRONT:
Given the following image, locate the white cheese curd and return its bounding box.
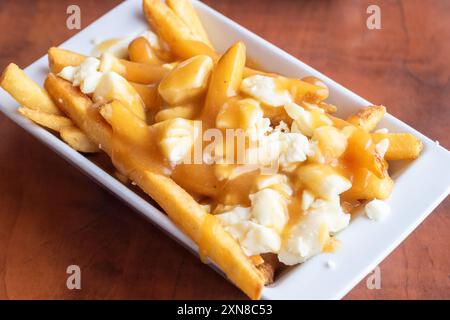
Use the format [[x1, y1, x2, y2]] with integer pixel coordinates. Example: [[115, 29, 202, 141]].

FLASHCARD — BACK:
[[93, 71, 130, 102], [240, 75, 292, 107], [308, 140, 326, 164], [318, 174, 352, 200], [256, 174, 293, 197], [375, 138, 390, 158], [250, 188, 288, 232], [284, 101, 310, 121], [58, 66, 77, 82], [159, 119, 196, 164], [278, 132, 311, 166], [246, 117, 311, 171], [216, 187, 289, 256], [58, 57, 103, 94], [278, 197, 350, 265], [287, 102, 333, 137], [240, 222, 281, 256], [298, 165, 352, 200], [80, 71, 103, 94], [365, 199, 391, 221], [247, 130, 282, 167]]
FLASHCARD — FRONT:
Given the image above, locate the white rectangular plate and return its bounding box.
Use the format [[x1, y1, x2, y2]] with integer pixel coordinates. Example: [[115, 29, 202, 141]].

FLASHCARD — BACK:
[[1, 0, 449, 300]]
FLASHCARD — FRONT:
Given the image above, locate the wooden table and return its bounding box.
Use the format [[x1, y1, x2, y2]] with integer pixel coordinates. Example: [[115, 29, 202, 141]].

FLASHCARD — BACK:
[[0, 0, 448, 299]]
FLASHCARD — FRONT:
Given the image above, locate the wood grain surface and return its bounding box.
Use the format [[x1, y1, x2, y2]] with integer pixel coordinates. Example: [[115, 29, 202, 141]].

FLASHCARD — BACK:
[[0, 0, 449, 300]]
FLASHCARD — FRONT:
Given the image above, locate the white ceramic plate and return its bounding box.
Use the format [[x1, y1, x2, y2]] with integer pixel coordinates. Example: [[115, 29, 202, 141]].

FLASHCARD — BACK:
[[1, 0, 449, 300]]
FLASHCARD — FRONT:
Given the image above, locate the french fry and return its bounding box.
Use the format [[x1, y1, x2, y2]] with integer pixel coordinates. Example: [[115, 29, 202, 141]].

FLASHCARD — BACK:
[[48, 47, 86, 73], [172, 163, 220, 198], [60, 126, 100, 153], [49, 47, 169, 84], [372, 133, 423, 160], [283, 78, 328, 103], [201, 41, 246, 124], [347, 105, 386, 132], [130, 82, 161, 111], [128, 36, 163, 65], [343, 167, 394, 200], [45, 73, 265, 299], [142, 0, 277, 79], [154, 105, 198, 122], [158, 55, 213, 105], [44, 73, 113, 154], [143, 0, 218, 60], [18, 107, 72, 131], [100, 100, 151, 148], [100, 53, 169, 84], [166, 0, 213, 48], [1, 63, 62, 115], [301, 76, 329, 101], [343, 126, 387, 179]]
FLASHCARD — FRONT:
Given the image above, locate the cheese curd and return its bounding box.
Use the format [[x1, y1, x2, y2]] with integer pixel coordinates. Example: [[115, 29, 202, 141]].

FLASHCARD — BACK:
[[240, 75, 292, 107], [365, 199, 391, 221], [296, 164, 352, 200], [249, 188, 288, 232], [279, 197, 350, 265], [216, 187, 289, 256], [278, 132, 311, 167], [58, 57, 102, 94], [158, 118, 196, 164], [285, 102, 333, 137]]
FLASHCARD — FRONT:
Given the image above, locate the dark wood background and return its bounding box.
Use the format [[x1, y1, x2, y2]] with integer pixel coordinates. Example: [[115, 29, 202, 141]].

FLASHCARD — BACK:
[[0, 0, 448, 299]]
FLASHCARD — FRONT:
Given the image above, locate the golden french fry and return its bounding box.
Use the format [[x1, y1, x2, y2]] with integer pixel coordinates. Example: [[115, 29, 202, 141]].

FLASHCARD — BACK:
[[172, 163, 220, 198], [158, 55, 213, 105], [154, 105, 198, 122], [1, 63, 62, 115], [48, 47, 86, 73], [18, 107, 72, 131], [301, 76, 330, 101], [171, 44, 244, 198], [347, 105, 386, 132], [166, 0, 213, 48], [60, 126, 100, 153], [143, 0, 218, 60], [100, 53, 169, 84], [130, 82, 161, 111], [372, 133, 423, 160], [44, 73, 113, 154], [343, 126, 387, 179], [128, 36, 163, 65], [100, 100, 151, 148], [343, 167, 394, 200], [142, 0, 276, 79], [317, 101, 337, 113], [287, 78, 328, 103], [201, 41, 246, 124]]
